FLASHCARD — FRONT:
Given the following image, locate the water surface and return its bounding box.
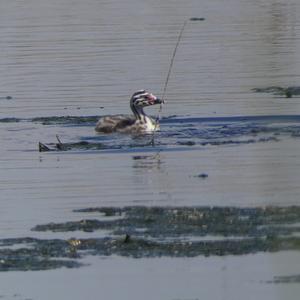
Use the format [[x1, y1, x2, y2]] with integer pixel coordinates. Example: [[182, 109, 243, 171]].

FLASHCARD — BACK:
[[1, 0, 300, 299]]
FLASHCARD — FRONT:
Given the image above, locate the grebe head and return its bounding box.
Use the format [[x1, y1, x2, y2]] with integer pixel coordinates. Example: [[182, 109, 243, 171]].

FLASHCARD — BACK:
[[130, 90, 163, 108]]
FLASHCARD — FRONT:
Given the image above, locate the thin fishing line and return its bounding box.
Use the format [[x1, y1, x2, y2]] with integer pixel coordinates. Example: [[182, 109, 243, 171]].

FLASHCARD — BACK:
[[162, 20, 187, 102], [150, 20, 187, 146]]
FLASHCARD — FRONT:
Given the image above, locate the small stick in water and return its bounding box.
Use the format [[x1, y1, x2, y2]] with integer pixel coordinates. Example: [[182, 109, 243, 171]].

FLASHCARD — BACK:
[[38, 142, 51, 152], [56, 135, 63, 145], [56, 135, 65, 150], [123, 234, 131, 244]]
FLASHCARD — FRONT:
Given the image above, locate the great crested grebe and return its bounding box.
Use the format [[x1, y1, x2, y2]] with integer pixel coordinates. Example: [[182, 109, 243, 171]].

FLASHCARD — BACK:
[[95, 90, 163, 134]]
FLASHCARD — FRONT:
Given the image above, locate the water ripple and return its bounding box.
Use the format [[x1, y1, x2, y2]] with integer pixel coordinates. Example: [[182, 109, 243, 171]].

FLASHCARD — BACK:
[[13, 114, 298, 152]]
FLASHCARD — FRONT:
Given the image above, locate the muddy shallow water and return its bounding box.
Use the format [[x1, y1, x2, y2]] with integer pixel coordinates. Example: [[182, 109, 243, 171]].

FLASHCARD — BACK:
[[1, 0, 300, 299]]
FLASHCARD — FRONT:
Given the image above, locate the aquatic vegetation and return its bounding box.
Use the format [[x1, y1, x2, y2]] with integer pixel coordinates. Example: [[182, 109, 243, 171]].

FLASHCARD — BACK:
[[1, 206, 300, 271], [0, 238, 82, 271], [33, 206, 300, 238], [32, 206, 300, 257]]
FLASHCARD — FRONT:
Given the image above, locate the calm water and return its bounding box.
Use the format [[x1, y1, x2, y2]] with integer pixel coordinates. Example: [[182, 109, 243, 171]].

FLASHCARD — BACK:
[[1, 0, 300, 299]]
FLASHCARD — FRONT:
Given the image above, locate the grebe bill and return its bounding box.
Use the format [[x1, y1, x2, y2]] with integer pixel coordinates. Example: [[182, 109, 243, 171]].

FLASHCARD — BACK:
[[95, 90, 163, 134]]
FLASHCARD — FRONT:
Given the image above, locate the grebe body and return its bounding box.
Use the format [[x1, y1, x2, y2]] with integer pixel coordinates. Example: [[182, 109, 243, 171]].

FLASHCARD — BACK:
[[95, 90, 163, 134]]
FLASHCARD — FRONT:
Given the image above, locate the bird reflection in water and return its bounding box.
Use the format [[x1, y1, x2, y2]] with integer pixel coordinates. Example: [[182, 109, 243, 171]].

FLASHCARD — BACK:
[[132, 152, 162, 170]]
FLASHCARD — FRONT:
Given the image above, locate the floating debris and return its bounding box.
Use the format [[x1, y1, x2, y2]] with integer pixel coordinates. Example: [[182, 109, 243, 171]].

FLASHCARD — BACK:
[[0, 96, 12, 100], [123, 234, 131, 244], [38, 142, 52, 152], [285, 90, 293, 98], [132, 155, 152, 160], [177, 140, 196, 146], [195, 173, 208, 179], [190, 17, 206, 21], [38, 140, 106, 152]]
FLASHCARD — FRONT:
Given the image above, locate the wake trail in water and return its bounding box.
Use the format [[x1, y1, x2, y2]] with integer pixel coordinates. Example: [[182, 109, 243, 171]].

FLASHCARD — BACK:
[[3, 115, 300, 153]]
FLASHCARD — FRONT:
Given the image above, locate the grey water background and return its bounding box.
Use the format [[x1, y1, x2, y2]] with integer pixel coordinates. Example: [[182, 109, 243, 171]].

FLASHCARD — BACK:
[[1, 0, 300, 299]]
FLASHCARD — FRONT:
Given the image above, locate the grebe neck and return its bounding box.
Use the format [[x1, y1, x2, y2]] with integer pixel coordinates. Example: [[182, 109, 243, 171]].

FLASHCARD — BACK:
[[130, 103, 146, 121]]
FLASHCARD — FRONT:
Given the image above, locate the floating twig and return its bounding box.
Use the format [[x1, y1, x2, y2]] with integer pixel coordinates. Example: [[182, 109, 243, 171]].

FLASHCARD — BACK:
[[123, 234, 131, 244], [56, 135, 65, 150], [38, 142, 52, 152]]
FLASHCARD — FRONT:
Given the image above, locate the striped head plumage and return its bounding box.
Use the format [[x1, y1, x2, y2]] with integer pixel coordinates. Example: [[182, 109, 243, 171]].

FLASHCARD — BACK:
[[130, 90, 163, 108]]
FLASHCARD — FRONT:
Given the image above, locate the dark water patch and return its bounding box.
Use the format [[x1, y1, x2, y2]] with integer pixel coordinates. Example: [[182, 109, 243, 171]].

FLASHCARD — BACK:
[[291, 131, 300, 137], [2, 114, 300, 152], [132, 155, 153, 160], [0, 118, 20, 123], [0, 115, 99, 125], [253, 86, 286, 95], [3, 114, 300, 131], [31, 115, 99, 126], [177, 140, 196, 146], [162, 116, 300, 149], [162, 115, 300, 124], [38, 115, 292, 152], [0, 96, 12, 100], [190, 17, 206, 21], [157, 116, 300, 149], [20, 114, 300, 127], [253, 86, 300, 98], [193, 173, 209, 179], [132, 154, 162, 169], [198, 136, 279, 147], [269, 274, 300, 284]]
